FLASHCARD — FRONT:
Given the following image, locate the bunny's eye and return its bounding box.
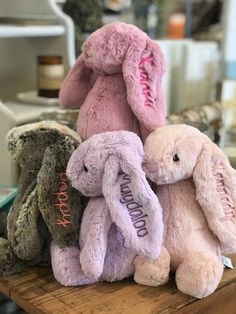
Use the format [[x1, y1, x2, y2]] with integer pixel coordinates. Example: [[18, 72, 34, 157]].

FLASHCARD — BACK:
[[173, 154, 180, 162], [83, 165, 88, 173], [19, 134, 28, 143]]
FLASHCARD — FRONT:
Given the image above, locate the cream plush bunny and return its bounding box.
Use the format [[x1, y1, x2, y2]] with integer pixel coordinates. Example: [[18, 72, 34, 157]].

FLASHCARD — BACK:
[[142, 124, 236, 298]]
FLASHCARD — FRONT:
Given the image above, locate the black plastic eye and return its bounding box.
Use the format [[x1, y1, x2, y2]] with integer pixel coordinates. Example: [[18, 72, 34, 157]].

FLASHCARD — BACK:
[[84, 165, 88, 172], [173, 154, 180, 162]]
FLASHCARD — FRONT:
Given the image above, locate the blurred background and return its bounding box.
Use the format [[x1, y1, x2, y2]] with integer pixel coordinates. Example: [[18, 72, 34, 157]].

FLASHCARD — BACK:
[[0, 1, 236, 312]]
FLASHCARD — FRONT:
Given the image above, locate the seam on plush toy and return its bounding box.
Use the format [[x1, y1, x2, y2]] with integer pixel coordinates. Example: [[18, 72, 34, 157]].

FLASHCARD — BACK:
[[139, 50, 154, 107], [212, 165, 235, 222]]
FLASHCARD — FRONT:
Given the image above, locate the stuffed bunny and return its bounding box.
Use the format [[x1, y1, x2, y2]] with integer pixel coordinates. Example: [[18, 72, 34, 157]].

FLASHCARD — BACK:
[[0, 121, 83, 276], [59, 22, 166, 141], [142, 124, 236, 298], [51, 131, 165, 286]]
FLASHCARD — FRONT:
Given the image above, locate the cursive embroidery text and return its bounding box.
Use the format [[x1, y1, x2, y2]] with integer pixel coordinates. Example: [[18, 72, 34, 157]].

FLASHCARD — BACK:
[[120, 174, 148, 237], [55, 172, 71, 227]]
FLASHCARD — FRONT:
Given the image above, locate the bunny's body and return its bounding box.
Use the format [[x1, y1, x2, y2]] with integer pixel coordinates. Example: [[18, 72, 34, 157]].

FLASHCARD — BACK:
[[78, 74, 140, 139], [157, 181, 221, 269], [60, 22, 166, 141], [52, 131, 165, 286], [143, 124, 236, 298]]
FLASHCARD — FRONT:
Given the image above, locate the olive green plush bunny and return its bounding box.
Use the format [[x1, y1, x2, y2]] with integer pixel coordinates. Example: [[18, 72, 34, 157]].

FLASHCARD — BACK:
[[0, 121, 82, 275]]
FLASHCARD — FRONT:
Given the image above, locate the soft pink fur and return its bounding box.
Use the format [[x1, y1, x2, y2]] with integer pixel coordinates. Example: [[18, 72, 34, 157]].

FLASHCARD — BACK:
[[142, 124, 236, 298], [59, 22, 166, 141]]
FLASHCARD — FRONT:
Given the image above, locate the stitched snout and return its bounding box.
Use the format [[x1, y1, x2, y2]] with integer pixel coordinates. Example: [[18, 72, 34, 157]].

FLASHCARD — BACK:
[[142, 156, 160, 182]]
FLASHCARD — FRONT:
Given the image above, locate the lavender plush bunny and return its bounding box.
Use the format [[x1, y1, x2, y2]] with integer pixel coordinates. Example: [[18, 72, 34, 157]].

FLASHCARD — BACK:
[[143, 124, 236, 298], [59, 22, 166, 141], [51, 131, 164, 286]]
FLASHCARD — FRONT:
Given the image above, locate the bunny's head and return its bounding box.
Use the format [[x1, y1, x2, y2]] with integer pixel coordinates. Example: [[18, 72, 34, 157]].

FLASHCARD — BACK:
[[143, 124, 236, 253], [66, 131, 144, 197], [7, 121, 81, 170], [143, 124, 207, 184]]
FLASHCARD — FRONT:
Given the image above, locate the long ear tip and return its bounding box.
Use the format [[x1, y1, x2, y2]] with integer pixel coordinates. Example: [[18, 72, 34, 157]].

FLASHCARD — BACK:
[[147, 39, 166, 73]]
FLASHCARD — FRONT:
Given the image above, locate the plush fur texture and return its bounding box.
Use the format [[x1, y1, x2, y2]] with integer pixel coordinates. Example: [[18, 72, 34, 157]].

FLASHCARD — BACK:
[[0, 121, 83, 276], [51, 131, 164, 286], [59, 22, 166, 141], [143, 124, 236, 298]]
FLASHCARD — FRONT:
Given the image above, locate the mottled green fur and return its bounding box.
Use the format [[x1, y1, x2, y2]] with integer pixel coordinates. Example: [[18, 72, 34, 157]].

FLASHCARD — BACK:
[[0, 121, 83, 276]]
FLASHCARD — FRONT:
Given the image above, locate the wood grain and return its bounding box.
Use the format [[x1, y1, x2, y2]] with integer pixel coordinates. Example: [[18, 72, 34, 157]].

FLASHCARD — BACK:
[[0, 255, 235, 314]]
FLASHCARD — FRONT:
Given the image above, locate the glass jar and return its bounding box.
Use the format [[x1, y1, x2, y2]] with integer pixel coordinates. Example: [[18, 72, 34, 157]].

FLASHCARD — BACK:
[[37, 55, 64, 98]]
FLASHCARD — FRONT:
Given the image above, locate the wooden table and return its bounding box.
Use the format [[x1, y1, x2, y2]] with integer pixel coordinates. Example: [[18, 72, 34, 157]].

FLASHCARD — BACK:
[[0, 256, 235, 314]]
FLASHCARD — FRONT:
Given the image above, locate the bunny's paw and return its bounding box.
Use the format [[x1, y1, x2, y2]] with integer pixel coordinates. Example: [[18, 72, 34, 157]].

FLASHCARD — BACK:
[[134, 246, 170, 286], [0, 238, 25, 276], [50, 242, 95, 286], [176, 252, 223, 298], [80, 247, 104, 280]]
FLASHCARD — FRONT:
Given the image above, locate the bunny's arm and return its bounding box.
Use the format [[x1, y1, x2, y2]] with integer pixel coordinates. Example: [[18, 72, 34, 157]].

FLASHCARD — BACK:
[[79, 197, 112, 280], [59, 55, 95, 108]]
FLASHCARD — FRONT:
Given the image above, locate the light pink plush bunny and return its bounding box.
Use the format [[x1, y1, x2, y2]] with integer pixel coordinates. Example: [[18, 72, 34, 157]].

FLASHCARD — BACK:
[[51, 131, 165, 286], [59, 22, 166, 141], [142, 124, 236, 298]]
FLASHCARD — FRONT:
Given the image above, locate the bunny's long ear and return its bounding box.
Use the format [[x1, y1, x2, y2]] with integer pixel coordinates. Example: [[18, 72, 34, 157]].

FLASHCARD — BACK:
[[122, 39, 166, 135], [102, 154, 163, 260], [59, 55, 94, 108], [7, 175, 42, 261], [37, 137, 83, 247], [193, 143, 236, 254]]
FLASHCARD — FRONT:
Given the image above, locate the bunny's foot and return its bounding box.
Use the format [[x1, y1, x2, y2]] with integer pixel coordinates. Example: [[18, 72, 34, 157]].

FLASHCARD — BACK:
[[134, 246, 170, 286], [0, 238, 26, 276], [50, 242, 96, 286], [176, 251, 223, 298]]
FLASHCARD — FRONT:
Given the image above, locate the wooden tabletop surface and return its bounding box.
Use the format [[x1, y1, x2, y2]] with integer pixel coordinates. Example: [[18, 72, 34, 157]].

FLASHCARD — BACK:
[[0, 255, 235, 314]]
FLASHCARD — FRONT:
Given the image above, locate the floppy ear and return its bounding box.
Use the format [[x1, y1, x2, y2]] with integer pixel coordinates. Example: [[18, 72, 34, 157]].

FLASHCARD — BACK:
[[122, 39, 166, 133], [102, 154, 163, 260], [59, 55, 94, 108], [193, 143, 236, 254], [37, 137, 83, 247], [7, 172, 42, 261]]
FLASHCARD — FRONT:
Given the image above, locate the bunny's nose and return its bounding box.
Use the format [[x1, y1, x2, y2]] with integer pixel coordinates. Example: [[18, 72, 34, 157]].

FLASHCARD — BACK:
[[142, 157, 159, 173], [84, 48, 93, 58], [8, 141, 16, 152]]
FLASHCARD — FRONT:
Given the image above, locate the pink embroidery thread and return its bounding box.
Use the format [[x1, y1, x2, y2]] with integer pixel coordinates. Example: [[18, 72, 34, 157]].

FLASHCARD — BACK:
[[139, 50, 154, 107], [54, 172, 71, 227], [212, 165, 235, 222]]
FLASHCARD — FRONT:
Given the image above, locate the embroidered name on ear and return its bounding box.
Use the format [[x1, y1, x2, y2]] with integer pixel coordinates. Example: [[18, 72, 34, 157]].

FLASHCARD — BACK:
[[212, 164, 235, 222], [139, 49, 154, 108], [54, 172, 71, 227], [120, 173, 148, 237]]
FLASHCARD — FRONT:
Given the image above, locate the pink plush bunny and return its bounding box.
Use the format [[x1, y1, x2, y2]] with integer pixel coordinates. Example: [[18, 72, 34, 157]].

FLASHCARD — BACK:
[[51, 131, 165, 286], [142, 124, 236, 298], [59, 22, 166, 141]]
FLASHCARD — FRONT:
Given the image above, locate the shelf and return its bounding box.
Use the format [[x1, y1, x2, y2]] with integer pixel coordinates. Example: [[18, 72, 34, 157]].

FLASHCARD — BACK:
[[6, 102, 58, 125], [0, 24, 65, 38]]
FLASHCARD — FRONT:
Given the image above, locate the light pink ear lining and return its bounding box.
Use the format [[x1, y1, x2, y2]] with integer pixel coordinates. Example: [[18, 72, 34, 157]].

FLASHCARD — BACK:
[[139, 49, 155, 108], [212, 164, 235, 222]]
